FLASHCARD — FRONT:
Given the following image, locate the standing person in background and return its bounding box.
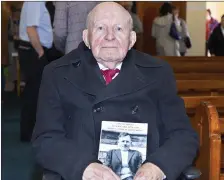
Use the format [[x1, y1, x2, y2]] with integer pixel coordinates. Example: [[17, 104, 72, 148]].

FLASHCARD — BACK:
[[119, 1, 143, 34], [18, 1, 54, 142], [208, 14, 224, 56], [151, 2, 182, 56], [172, 6, 191, 56], [206, 9, 219, 55], [53, 2, 99, 54]]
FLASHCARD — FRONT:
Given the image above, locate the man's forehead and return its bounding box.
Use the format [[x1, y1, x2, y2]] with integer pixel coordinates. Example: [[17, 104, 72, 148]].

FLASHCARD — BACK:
[[93, 10, 129, 25], [119, 135, 131, 141]]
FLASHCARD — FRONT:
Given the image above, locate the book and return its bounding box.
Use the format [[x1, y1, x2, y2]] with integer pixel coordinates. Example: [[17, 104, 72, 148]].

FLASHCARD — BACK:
[[98, 121, 148, 180]]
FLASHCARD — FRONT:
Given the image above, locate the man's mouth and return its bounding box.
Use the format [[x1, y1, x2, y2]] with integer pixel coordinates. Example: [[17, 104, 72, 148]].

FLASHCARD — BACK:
[[102, 47, 117, 48]]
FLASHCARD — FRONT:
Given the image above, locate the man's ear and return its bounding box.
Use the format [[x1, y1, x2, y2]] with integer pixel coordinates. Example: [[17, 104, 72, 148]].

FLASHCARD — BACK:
[[82, 29, 90, 49], [128, 31, 136, 50]]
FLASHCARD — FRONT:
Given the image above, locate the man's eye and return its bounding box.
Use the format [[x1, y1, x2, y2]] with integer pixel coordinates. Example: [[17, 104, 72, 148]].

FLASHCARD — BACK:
[[98, 26, 103, 30], [117, 27, 122, 31]]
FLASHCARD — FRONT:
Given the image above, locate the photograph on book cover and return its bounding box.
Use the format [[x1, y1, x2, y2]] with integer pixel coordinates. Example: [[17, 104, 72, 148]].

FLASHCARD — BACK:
[[98, 121, 148, 180]]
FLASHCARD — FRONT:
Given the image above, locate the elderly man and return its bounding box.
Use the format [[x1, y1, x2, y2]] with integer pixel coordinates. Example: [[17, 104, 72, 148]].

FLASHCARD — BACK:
[[105, 133, 142, 180], [32, 2, 199, 180]]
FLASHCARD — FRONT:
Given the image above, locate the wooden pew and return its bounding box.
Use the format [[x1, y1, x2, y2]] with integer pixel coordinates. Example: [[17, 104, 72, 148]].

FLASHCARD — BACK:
[[186, 101, 222, 180], [158, 56, 224, 75], [183, 96, 224, 180], [157, 56, 224, 96], [177, 80, 224, 96]]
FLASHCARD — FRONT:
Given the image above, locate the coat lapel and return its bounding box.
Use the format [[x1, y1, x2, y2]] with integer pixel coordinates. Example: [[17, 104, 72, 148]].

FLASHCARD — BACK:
[[128, 150, 135, 163], [63, 44, 162, 102], [115, 149, 122, 162], [94, 50, 159, 104], [64, 49, 105, 96]]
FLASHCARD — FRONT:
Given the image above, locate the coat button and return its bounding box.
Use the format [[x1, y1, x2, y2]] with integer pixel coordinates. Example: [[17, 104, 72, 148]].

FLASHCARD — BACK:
[[131, 105, 139, 114], [73, 61, 81, 68], [93, 106, 103, 113]]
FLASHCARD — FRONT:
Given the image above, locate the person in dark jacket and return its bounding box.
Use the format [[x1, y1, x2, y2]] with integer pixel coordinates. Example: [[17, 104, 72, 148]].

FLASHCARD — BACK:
[[105, 133, 142, 180], [32, 2, 199, 180], [208, 14, 224, 56]]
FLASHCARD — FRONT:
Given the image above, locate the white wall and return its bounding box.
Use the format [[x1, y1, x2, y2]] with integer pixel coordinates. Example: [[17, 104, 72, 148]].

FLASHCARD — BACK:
[[186, 2, 206, 56], [206, 2, 224, 22]]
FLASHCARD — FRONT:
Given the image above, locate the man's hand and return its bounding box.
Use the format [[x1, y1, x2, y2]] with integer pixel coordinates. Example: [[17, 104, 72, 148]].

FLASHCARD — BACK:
[[82, 163, 120, 180], [38, 49, 44, 58], [26, 26, 45, 58], [134, 162, 165, 180]]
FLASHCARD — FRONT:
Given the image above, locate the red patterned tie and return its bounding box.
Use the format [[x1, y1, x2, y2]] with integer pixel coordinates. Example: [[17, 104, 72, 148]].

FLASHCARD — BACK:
[[101, 69, 120, 85]]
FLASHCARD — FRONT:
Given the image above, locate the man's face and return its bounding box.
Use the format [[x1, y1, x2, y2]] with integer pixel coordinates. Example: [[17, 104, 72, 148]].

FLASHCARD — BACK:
[[83, 3, 136, 64], [221, 17, 224, 28], [118, 135, 132, 151]]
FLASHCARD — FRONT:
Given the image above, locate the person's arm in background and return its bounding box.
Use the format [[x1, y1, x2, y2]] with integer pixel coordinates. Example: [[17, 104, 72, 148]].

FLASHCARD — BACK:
[[151, 19, 157, 39], [53, 2, 68, 54], [208, 29, 216, 56], [180, 19, 190, 37], [132, 13, 143, 34], [174, 15, 182, 33], [26, 2, 44, 58]]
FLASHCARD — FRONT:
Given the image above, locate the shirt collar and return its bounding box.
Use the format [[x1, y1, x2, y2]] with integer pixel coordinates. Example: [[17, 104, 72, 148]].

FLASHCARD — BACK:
[[98, 62, 123, 71]]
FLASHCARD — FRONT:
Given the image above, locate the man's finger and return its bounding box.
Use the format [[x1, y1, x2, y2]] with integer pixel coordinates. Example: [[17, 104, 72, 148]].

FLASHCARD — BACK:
[[101, 165, 120, 180], [102, 169, 118, 180], [134, 171, 144, 180]]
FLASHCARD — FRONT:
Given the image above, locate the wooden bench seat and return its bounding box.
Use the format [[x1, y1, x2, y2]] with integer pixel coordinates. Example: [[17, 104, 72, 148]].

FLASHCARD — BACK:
[[158, 56, 224, 96], [159, 56, 224, 72], [177, 80, 224, 96], [175, 73, 224, 80], [183, 97, 224, 180], [190, 101, 222, 180]]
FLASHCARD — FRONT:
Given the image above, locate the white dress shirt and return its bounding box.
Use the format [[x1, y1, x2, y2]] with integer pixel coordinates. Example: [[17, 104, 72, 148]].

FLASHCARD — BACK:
[[97, 62, 122, 80]]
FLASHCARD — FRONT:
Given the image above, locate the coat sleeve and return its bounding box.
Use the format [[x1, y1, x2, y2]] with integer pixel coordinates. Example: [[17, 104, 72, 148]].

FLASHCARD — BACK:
[[207, 28, 217, 55], [136, 151, 142, 170], [32, 65, 97, 180], [145, 63, 199, 180], [151, 21, 157, 39], [104, 150, 112, 168]]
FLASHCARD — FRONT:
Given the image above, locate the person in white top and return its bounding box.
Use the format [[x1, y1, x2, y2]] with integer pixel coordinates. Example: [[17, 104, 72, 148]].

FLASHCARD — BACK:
[[152, 2, 182, 56]]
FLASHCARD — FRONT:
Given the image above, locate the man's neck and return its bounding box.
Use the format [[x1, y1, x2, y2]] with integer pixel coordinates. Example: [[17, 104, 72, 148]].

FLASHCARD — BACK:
[[98, 61, 122, 69]]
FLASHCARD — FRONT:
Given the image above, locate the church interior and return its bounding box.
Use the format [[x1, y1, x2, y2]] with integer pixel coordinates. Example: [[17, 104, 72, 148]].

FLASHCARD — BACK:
[[1, 1, 224, 180]]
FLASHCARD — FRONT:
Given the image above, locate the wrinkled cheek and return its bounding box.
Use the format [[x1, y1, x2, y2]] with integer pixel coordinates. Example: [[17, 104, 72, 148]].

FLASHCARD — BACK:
[[91, 39, 101, 56]]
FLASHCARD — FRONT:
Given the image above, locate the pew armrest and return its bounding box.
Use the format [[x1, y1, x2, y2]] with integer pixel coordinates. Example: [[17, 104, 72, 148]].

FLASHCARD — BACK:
[[180, 166, 201, 180]]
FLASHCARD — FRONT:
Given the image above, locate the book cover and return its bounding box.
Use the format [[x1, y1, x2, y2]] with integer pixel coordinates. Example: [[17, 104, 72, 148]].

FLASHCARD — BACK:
[[98, 121, 148, 180]]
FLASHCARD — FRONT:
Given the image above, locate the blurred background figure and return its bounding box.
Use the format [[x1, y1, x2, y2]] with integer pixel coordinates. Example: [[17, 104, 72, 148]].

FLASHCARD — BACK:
[[208, 14, 224, 56], [151, 2, 181, 56], [119, 1, 143, 34], [206, 9, 219, 55], [18, 1, 59, 142], [53, 2, 99, 54], [172, 6, 191, 56]]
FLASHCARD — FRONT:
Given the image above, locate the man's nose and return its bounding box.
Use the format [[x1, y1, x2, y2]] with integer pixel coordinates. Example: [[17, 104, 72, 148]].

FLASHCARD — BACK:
[[105, 29, 115, 41]]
